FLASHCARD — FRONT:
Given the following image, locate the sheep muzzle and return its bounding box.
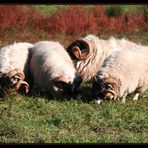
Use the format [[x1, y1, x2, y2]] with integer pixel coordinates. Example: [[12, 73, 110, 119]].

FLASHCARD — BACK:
[[53, 81, 73, 95], [104, 89, 117, 100]]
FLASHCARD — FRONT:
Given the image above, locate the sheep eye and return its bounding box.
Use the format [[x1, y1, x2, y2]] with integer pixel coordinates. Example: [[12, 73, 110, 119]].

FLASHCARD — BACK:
[[55, 81, 65, 89], [106, 84, 113, 90]]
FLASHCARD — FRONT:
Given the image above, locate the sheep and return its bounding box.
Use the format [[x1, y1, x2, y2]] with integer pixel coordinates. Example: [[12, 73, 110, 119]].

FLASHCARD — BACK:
[[0, 42, 33, 94], [29, 41, 82, 98], [91, 45, 148, 104], [67, 34, 141, 84]]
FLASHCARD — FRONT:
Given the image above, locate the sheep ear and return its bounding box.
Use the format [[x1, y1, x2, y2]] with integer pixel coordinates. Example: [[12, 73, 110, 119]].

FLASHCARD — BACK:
[[72, 45, 90, 60]]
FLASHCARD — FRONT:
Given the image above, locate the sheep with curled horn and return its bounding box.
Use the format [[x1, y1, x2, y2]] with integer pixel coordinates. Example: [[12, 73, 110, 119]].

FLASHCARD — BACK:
[[67, 34, 141, 84], [0, 42, 33, 95], [29, 41, 82, 98], [91, 45, 148, 104]]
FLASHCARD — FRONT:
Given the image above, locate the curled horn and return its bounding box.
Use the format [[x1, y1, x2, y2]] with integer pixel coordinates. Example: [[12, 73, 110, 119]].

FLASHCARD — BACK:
[[67, 39, 90, 60], [6, 68, 25, 80], [15, 80, 29, 94]]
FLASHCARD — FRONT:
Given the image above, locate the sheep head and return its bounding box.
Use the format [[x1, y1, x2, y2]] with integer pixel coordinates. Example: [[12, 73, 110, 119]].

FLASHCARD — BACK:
[[91, 76, 120, 104], [52, 74, 82, 96], [1, 68, 29, 94]]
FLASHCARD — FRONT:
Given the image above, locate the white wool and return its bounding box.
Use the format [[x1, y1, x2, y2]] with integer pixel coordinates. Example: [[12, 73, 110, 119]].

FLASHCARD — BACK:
[[0, 42, 33, 74]]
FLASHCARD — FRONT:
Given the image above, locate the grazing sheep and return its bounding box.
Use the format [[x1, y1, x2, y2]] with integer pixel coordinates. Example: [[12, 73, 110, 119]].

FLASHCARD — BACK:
[[67, 34, 140, 83], [91, 45, 148, 104], [29, 41, 82, 98], [0, 42, 33, 94]]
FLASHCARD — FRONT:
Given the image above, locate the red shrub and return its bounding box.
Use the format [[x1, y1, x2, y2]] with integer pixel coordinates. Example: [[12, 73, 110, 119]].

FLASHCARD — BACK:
[[127, 13, 147, 31], [0, 5, 45, 31], [47, 5, 148, 35], [48, 5, 98, 35], [0, 5, 147, 40], [91, 6, 109, 33]]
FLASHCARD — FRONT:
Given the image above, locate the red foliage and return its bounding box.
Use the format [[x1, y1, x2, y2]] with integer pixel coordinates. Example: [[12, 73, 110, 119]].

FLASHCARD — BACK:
[[0, 5, 45, 31], [0, 5, 147, 38], [47, 5, 148, 35], [48, 5, 97, 35]]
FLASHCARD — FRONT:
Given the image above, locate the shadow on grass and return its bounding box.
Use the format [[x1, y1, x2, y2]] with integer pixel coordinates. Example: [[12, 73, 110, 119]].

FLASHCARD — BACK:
[[0, 83, 92, 104], [72, 84, 92, 103], [26, 83, 92, 103]]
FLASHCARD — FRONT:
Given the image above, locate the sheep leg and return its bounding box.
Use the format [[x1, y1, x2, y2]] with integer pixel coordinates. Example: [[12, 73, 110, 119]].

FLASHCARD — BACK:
[[132, 93, 140, 101], [90, 99, 103, 105], [133, 86, 148, 101], [121, 92, 128, 103]]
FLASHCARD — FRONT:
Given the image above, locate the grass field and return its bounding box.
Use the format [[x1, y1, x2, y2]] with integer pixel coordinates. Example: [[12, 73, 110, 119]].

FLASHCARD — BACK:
[[0, 5, 148, 144], [0, 84, 147, 143]]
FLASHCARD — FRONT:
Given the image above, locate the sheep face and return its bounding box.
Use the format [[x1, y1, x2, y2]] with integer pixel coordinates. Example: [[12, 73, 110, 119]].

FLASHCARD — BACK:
[[92, 76, 120, 103], [0, 69, 29, 94], [1, 75, 19, 88], [51, 74, 82, 96]]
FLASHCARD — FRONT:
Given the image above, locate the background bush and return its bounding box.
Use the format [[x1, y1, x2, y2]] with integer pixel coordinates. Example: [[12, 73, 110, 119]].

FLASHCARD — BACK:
[[105, 5, 123, 17]]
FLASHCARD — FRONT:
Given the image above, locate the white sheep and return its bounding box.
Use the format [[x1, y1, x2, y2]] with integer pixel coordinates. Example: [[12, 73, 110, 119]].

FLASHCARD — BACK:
[[0, 42, 33, 94], [67, 34, 141, 83], [29, 41, 82, 98], [91, 45, 148, 104]]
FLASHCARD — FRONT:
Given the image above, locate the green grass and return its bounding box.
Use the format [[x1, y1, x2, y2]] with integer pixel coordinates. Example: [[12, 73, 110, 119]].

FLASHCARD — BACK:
[[105, 5, 145, 14], [34, 5, 146, 17], [0, 85, 147, 143], [34, 5, 65, 16]]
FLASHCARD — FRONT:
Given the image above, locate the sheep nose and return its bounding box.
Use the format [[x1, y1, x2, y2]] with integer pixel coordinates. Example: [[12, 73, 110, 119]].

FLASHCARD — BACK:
[[104, 95, 114, 100], [68, 84, 76, 95], [61, 83, 73, 95]]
